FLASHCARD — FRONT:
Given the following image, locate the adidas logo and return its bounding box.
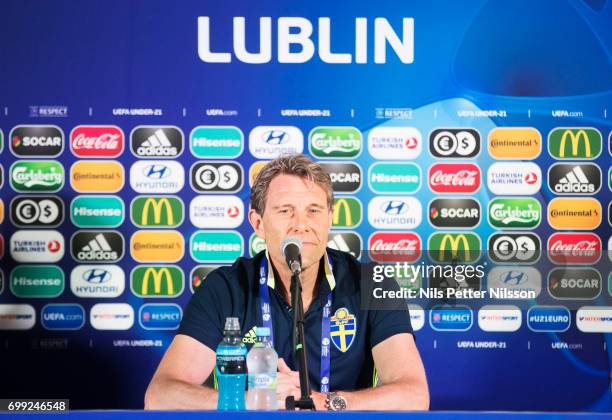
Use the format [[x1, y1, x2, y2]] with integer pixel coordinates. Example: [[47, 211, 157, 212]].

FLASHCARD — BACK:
[[328, 234, 356, 257], [136, 129, 178, 156], [554, 166, 595, 194], [242, 326, 257, 344], [77, 233, 118, 261]]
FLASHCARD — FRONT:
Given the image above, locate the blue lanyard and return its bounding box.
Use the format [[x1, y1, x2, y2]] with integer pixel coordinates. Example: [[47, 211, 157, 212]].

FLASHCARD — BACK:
[[259, 254, 333, 393]]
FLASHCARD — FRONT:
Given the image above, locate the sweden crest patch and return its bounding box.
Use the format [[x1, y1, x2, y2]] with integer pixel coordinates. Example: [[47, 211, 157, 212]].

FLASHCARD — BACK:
[[330, 307, 357, 352]]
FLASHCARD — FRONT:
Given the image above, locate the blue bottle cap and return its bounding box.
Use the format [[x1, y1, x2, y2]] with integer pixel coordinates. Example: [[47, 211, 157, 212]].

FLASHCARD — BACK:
[[256, 327, 270, 337]]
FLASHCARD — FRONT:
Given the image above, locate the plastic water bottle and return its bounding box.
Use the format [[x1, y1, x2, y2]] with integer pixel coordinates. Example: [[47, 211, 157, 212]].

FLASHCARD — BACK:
[[246, 327, 278, 410], [216, 317, 247, 410]]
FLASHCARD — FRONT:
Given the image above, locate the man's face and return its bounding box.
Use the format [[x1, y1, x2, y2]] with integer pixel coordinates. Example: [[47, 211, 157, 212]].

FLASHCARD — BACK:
[[249, 174, 332, 272]]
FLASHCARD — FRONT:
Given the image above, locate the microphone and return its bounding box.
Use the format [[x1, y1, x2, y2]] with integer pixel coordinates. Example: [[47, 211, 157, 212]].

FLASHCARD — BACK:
[[281, 236, 302, 275]]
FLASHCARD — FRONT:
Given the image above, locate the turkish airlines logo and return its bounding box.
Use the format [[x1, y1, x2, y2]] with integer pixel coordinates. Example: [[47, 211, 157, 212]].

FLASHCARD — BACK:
[[368, 232, 421, 262], [70, 126, 124, 157], [10, 230, 65, 263], [428, 163, 480, 193], [189, 195, 244, 228], [367, 126, 422, 159], [429, 128, 480, 158], [548, 233, 601, 265], [487, 162, 541, 195]]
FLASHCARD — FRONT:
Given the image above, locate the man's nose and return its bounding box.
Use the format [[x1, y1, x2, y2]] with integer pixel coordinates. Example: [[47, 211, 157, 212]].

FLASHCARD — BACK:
[[291, 211, 310, 233]]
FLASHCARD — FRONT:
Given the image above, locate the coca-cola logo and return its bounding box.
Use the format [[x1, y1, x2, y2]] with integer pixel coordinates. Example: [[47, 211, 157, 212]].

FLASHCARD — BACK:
[[548, 233, 601, 264], [428, 163, 481, 193], [70, 126, 124, 157], [368, 232, 421, 262]]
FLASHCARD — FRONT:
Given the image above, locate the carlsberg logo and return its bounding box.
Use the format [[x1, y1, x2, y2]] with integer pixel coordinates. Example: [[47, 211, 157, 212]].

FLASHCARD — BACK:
[[11, 161, 64, 191], [309, 127, 362, 158], [488, 198, 541, 229]]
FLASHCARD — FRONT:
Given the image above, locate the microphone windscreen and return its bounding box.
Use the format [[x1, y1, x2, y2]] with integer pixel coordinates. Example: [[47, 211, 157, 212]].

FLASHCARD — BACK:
[[280, 236, 303, 255]]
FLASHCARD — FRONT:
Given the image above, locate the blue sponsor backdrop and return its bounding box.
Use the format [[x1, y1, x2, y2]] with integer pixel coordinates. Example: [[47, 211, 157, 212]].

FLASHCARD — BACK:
[[0, 0, 611, 411]]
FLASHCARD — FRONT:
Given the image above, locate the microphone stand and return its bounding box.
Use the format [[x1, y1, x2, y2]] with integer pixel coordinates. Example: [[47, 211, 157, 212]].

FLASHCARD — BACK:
[[285, 268, 316, 411]]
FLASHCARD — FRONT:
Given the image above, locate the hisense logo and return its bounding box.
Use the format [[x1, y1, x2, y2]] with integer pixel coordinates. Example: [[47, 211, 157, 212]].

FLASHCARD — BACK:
[[198, 17, 414, 64]]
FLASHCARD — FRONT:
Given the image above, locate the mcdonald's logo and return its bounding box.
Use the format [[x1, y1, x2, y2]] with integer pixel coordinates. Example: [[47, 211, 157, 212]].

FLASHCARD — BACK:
[[548, 128, 602, 159], [131, 265, 184, 297], [428, 232, 481, 263], [131, 196, 184, 228], [332, 197, 362, 228]]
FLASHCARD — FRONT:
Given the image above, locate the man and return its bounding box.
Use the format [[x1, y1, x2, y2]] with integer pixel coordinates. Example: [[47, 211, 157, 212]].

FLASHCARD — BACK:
[[145, 154, 429, 410]]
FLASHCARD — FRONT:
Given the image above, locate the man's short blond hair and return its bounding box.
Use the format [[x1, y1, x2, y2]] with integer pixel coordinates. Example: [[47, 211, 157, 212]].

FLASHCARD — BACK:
[[249, 154, 334, 215]]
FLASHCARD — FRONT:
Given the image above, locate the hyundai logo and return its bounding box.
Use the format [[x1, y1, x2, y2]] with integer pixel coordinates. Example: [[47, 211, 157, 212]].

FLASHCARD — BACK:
[[83, 269, 111, 284], [502, 271, 527, 286], [381, 200, 408, 215], [144, 165, 170, 179], [262, 130, 288, 145]]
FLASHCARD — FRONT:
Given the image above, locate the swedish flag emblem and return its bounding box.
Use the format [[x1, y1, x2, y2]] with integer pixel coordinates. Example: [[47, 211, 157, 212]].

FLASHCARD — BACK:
[[330, 307, 357, 352]]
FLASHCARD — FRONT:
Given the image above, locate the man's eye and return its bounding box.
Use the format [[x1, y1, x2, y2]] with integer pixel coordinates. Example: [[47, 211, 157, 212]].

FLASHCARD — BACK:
[[279, 208, 290, 214], [309, 208, 321, 214]]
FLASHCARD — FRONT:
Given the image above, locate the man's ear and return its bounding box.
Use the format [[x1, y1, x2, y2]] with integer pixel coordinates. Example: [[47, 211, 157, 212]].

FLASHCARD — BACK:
[[328, 207, 334, 229], [248, 208, 265, 240]]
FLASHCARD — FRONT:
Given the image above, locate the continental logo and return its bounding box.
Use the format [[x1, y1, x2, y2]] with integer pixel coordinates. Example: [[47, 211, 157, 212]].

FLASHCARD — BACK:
[[249, 161, 269, 187], [488, 127, 541, 159], [130, 230, 184, 262], [547, 198, 601, 230], [332, 197, 362, 229], [131, 196, 184, 228], [131, 265, 184, 297], [70, 160, 124, 193], [428, 232, 481, 263], [548, 127, 602, 159]]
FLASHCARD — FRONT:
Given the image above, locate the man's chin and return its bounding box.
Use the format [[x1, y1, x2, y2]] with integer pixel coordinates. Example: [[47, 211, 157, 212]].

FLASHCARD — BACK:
[[301, 250, 326, 271]]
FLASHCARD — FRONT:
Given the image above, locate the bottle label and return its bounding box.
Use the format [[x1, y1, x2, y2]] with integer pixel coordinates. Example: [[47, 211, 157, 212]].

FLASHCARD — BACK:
[[217, 354, 246, 374], [248, 373, 277, 389]]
